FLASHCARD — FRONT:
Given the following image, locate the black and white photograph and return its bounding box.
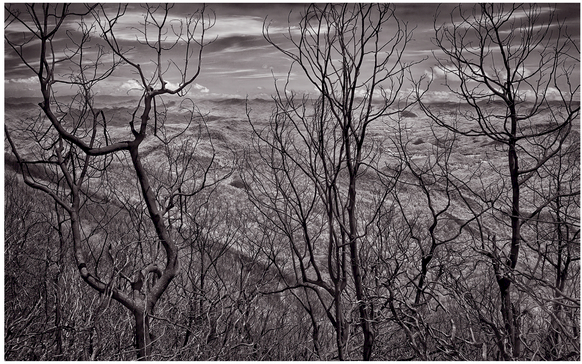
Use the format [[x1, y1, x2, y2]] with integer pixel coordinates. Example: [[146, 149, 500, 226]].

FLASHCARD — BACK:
[[4, 3, 580, 360]]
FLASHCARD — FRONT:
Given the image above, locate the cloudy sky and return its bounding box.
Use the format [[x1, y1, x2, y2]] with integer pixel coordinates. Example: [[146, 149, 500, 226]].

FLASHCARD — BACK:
[[4, 3, 580, 102]]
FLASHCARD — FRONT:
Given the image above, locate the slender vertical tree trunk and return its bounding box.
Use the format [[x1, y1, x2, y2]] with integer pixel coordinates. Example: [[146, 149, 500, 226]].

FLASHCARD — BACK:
[[334, 291, 345, 361], [347, 150, 374, 360], [350, 238, 373, 360], [547, 199, 569, 358], [506, 112, 521, 358], [308, 311, 321, 358], [494, 108, 521, 359], [497, 279, 514, 358], [55, 212, 65, 360], [134, 309, 152, 361], [348, 212, 373, 359]]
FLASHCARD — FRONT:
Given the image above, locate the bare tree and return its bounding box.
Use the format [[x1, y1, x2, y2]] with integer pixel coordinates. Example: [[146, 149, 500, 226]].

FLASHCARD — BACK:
[[246, 3, 414, 359], [518, 129, 580, 359], [5, 3, 216, 359], [418, 3, 579, 359]]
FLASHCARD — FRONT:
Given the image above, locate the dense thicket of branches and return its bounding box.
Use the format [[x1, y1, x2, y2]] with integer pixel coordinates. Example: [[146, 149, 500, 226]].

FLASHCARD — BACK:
[[5, 3, 579, 361]]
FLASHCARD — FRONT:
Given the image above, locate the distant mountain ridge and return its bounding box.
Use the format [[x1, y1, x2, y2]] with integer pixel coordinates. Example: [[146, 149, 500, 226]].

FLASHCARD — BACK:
[[6, 95, 575, 111]]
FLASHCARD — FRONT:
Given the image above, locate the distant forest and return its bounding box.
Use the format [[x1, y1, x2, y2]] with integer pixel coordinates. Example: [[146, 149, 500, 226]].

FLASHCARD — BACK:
[[5, 3, 579, 360]]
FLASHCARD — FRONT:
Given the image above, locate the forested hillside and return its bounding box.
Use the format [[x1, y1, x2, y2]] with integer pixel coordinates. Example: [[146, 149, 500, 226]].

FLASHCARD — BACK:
[[5, 3, 580, 360]]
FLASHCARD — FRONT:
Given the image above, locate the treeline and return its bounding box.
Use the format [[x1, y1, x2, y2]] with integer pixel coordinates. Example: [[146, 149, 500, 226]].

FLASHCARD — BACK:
[[4, 3, 580, 360]]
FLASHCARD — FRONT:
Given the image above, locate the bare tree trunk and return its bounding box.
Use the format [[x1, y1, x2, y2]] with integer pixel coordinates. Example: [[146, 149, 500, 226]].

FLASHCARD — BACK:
[[347, 177, 374, 360], [134, 309, 152, 361], [54, 207, 66, 360], [334, 291, 345, 361], [491, 114, 522, 358]]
